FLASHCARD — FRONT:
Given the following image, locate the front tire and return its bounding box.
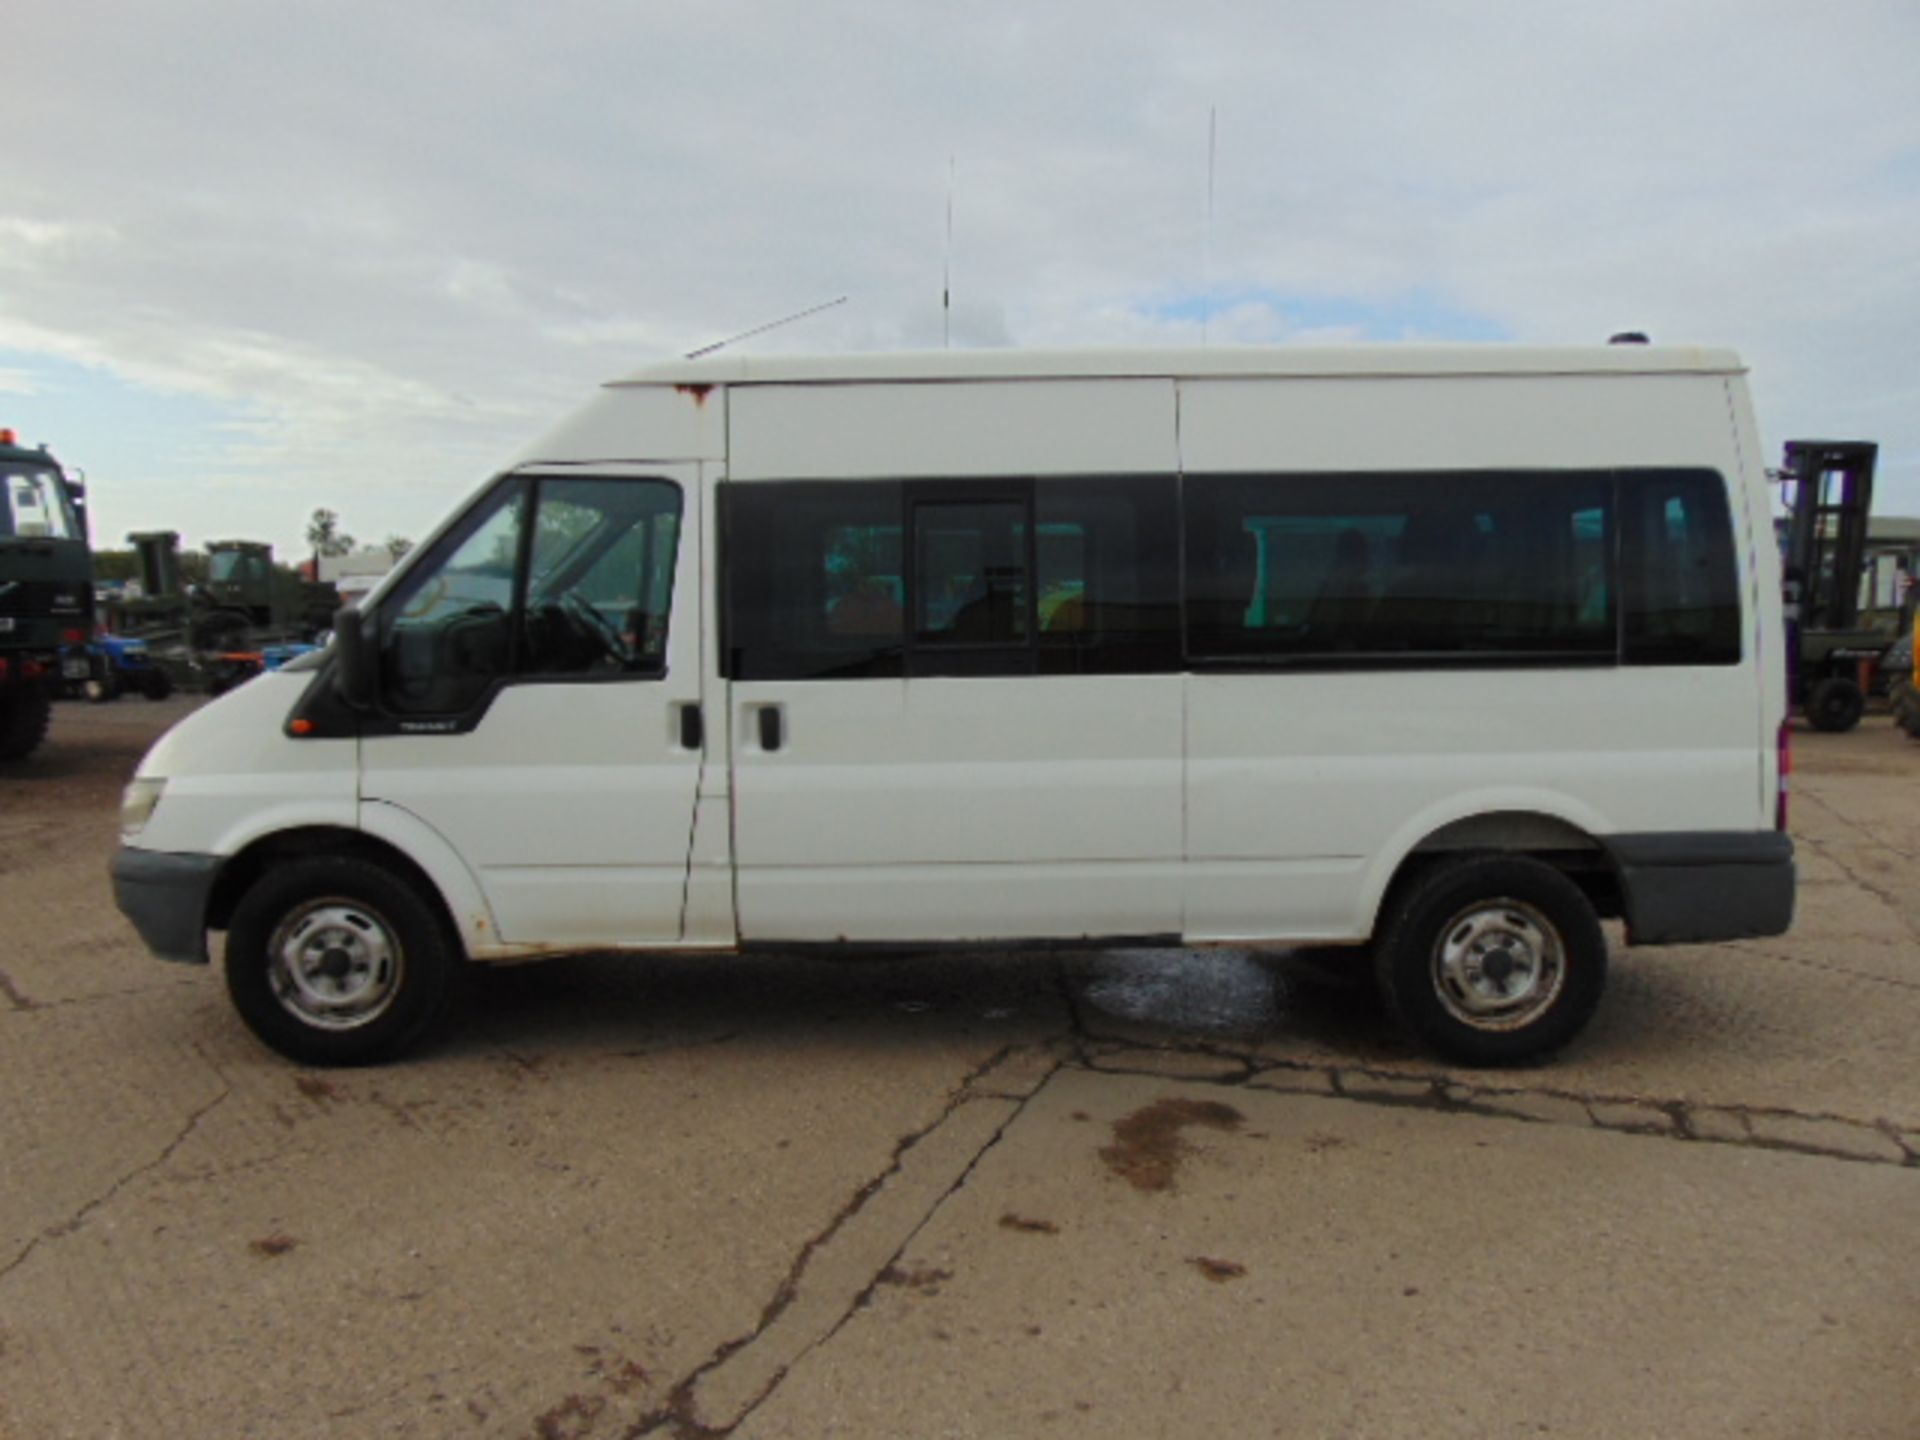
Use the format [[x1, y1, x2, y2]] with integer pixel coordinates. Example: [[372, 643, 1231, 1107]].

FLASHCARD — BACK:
[[1373, 855, 1607, 1065], [225, 857, 455, 1065]]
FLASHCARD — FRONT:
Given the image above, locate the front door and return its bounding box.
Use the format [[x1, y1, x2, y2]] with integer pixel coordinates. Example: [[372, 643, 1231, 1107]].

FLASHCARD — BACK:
[[357, 465, 707, 946]]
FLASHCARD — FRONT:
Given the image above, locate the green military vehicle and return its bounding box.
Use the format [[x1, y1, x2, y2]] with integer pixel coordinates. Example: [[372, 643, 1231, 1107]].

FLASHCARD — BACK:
[[0, 428, 93, 761]]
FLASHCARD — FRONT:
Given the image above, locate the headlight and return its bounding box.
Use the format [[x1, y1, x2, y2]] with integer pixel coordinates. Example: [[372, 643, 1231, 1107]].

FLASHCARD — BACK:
[[120, 777, 167, 840]]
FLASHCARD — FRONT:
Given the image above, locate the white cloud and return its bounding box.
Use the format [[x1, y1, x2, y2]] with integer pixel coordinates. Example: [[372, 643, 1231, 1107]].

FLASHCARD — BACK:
[[2, 0, 1917, 549]]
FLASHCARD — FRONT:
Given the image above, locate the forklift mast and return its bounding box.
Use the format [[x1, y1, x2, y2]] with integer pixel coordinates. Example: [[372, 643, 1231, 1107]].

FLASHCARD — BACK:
[[1781, 440, 1878, 630]]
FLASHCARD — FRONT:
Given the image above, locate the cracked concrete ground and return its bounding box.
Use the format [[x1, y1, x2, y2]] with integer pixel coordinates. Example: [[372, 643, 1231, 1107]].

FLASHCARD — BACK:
[[1, 700, 1916, 1438]]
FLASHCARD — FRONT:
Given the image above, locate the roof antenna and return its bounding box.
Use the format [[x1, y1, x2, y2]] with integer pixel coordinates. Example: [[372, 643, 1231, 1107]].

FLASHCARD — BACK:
[[943, 155, 956, 350], [685, 296, 848, 359], [1201, 107, 1220, 345]]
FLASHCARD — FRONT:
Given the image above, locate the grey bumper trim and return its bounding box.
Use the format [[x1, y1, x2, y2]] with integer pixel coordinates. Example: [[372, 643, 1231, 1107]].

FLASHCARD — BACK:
[[111, 848, 223, 964], [1603, 831, 1795, 945]]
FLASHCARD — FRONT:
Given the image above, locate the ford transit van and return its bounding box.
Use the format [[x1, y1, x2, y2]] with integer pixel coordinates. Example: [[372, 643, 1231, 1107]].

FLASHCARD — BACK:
[[112, 346, 1794, 1066]]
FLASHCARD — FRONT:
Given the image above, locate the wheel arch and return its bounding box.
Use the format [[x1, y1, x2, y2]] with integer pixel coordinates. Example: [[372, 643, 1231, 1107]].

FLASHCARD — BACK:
[[1360, 800, 1624, 939], [207, 818, 494, 962]]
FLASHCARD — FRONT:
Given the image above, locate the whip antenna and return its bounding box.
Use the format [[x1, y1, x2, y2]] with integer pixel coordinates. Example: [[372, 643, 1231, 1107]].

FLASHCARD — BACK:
[[944, 156, 956, 349], [685, 296, 848, 359], [1202, 106, 1217, 345]]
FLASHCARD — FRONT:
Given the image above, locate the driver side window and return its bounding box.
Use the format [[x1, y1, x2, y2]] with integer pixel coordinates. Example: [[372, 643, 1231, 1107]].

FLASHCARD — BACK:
[[377, 475, 683, 717]]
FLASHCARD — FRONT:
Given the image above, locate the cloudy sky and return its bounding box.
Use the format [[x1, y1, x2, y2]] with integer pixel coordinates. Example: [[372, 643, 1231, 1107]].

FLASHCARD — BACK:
[[4, 1, 1917, 558]]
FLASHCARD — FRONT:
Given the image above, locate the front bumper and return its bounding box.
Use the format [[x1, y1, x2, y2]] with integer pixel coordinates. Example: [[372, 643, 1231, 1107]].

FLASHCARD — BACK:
[[111, 847, 223, 964], [1605, 832, 1796, 945]]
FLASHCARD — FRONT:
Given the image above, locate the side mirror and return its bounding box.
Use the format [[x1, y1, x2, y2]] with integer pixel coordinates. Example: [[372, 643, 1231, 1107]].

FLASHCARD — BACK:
[[332, 605, 375, 710]]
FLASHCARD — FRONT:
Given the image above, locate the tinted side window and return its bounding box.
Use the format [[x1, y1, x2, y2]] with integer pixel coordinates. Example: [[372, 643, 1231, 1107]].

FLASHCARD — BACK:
[[381, 481, 524, 715], [520, 476, 683, 677], [1035, 476, 1181, 675], [722, 477, 1179, 679], [378, 475, 683, 717], [1185, 472, 1616, 663], [1622, 469, 1741, 665], [725, 481, 907, 680]]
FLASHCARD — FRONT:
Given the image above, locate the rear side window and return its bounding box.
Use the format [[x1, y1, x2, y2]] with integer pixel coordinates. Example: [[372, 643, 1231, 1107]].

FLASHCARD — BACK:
[[1185, 471, 1617, 663], [723, 476, 1179, 679], [1621, 470, 1741, 665]]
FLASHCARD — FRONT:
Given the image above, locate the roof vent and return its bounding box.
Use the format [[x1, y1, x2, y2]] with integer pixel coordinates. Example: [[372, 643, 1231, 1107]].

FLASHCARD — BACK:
[[1608, 331, 1650, 345]]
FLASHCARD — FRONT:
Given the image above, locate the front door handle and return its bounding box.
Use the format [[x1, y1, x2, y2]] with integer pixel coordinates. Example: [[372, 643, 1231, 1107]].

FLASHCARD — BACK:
[[677, 702, 703, 751]]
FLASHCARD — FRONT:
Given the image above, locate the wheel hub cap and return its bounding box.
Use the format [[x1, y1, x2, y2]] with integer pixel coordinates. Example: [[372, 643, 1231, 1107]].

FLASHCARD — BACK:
[[267, 901, 404, 1032], [1431, 899, 1567, 1032]]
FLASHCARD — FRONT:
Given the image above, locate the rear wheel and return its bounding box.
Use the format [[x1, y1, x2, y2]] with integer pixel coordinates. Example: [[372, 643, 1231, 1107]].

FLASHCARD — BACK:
[[141, 669, 175, 701], [1373, 855, 1607, 1065], [225, 856, 456, 1065], [0, 686, 52, 761]]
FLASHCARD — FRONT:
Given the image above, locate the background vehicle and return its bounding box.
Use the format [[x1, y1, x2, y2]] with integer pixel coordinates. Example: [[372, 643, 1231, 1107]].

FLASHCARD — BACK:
[[0, 428, 92, 760], [79, 632, 176, 703], [106, 531, 336, 692], [1779, 440, 1885, 731]]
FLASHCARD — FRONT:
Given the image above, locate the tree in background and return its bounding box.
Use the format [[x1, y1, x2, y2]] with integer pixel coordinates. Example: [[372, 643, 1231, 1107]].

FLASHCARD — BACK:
[[384, 535, 414, 563], [306, 508, 355, 575]]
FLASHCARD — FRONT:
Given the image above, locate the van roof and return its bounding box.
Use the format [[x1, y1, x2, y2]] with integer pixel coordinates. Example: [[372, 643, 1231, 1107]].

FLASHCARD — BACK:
[[611, 344, 1744, 388]]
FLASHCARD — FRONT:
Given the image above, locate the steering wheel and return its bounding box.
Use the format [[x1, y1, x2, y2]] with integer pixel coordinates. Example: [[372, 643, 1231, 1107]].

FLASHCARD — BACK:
[[558, 591, 631, 666]]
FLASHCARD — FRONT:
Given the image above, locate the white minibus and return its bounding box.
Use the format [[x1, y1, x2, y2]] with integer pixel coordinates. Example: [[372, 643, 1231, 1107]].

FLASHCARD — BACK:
[[113, 346, 1794, 1066]]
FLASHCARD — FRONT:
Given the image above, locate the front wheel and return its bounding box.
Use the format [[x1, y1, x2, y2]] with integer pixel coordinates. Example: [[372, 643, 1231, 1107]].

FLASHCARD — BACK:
[[224, 856, 456, 1065], [1373, 855, 1607, 1065]]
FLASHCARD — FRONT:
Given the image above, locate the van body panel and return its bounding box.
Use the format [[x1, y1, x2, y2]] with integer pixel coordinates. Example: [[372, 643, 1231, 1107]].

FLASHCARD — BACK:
[[356, 463, 708, 947], [510, 383, 725, 467], [127, 672, 358, 860], [1721, 377, 1790, 817], [728, 674, 1185, 942], [727, 380, 1179, 479], [355, 797, 504, 950], [1176, 374, 1740, 474]]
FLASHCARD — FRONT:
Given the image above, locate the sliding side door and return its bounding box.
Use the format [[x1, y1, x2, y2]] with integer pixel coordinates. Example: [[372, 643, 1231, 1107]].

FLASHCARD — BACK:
[[724, 380, 1184, 943]]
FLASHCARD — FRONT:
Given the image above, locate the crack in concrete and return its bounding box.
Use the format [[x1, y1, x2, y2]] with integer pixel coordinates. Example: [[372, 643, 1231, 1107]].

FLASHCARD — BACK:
[[1076, 1048, 1919, 1169], [714, 1059, 1065, 1438], [1796, 786, 1920, 865], [0, 966, 34, 1011], [0, 977, 206, 1017], [616, 1042, 1058, 1439], [1737, 943, 1920, 993], [0, 1070, 233, 1286], [1794, 821, 1920, 944]]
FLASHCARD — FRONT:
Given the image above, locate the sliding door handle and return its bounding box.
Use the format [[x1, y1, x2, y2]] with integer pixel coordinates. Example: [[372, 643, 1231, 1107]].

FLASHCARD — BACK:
[[757, 705, 784, 753]]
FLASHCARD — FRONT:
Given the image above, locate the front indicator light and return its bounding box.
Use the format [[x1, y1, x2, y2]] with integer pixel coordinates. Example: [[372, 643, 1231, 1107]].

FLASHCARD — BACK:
[[120, 777, 167, 840]]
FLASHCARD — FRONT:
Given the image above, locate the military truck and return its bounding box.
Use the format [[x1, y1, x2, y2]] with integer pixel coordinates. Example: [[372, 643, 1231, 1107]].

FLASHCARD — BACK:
[[0, 428, 93, 760], [111, 532, 334, 692]]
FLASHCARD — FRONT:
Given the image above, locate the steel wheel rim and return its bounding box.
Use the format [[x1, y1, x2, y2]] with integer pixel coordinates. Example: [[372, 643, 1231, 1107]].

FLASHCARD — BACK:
[[267, 898, 405, 1031], [1430, 897, 1567, 1032]]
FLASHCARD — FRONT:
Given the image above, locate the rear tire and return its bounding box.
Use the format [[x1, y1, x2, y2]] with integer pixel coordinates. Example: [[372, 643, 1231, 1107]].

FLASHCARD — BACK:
[[1806, 676, 1864, 733], [1373, 855, 1607, 1065], [225, 856, 456, 1065], [141, 669, 175, 701], [0, 687, 52, 761]]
